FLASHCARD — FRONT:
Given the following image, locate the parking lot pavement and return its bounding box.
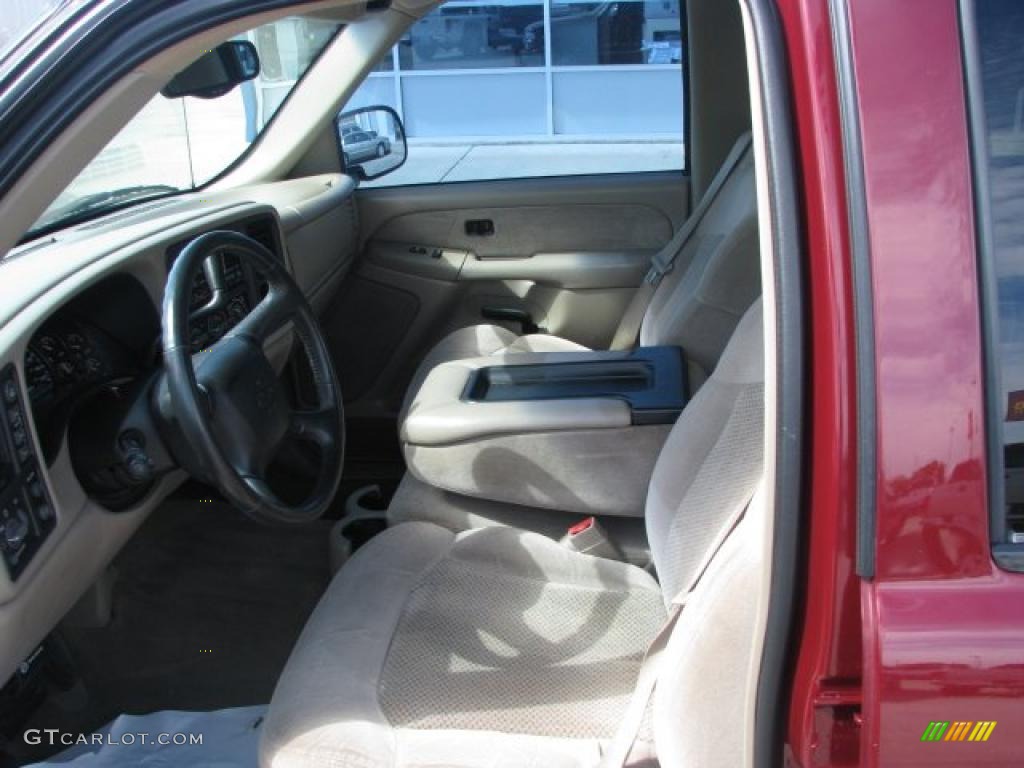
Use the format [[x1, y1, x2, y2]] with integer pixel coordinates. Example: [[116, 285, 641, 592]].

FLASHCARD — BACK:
[[365, 141, 685, 187]]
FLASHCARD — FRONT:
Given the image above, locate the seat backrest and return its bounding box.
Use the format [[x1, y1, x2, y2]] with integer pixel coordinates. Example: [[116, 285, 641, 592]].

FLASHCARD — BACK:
[[645, 297, 764, 606], [644, 298, 765, 767], [640, 137, 760, 384]]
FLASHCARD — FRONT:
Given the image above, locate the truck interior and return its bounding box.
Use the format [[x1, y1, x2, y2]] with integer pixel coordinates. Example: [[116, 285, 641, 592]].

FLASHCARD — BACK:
[[0, 0, 803, 766]]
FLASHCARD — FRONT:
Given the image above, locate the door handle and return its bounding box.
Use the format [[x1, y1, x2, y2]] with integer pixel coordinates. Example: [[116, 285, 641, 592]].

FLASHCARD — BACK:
[[465, 219, 495, 237]]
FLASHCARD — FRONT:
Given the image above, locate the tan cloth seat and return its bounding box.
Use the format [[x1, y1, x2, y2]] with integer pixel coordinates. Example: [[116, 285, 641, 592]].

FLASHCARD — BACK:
[[261, 522, 664, 768], [261, 301, 766, 768]]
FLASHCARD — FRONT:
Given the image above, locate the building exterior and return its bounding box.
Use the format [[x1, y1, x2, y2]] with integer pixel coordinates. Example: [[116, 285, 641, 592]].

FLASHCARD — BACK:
[[346, 0, 685, 145]]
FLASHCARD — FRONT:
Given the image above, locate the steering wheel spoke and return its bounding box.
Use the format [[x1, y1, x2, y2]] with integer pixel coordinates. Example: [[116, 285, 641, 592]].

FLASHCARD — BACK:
[[289, 406, 338, 448], [233, 284, 299, 342]]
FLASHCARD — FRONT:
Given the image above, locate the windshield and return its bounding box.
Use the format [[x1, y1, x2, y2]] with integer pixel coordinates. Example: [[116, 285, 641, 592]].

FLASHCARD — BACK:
[[0, 0, 68, 66], [28, 15, 340, 237]]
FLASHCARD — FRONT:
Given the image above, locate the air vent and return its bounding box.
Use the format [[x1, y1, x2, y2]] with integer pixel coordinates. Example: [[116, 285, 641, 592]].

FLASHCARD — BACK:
[[241, 216, 282, 299], [243, 215, 281, 260]]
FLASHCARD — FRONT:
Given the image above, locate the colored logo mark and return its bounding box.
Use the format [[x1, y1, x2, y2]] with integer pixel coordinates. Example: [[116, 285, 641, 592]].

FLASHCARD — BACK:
[[921, 721, 996, 742]]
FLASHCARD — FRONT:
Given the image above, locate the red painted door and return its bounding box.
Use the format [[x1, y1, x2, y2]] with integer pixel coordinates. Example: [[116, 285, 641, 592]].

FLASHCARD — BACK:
[[847, 0, 1024, 766]]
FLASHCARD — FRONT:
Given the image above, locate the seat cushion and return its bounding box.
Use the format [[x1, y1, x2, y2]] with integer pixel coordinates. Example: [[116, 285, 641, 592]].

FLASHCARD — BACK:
[[400, 324, 589, 423], [260, 522, 665, 768]]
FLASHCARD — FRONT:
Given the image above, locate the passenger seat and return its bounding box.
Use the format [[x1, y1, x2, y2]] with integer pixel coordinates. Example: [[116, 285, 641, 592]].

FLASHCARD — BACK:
[[399, 132, 760, 422]]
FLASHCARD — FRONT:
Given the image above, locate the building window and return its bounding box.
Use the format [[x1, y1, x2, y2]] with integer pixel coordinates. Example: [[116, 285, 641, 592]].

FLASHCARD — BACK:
[[549, 0, 683, 65], [399, 2, 545, 70], [345, 0, 687, 186]]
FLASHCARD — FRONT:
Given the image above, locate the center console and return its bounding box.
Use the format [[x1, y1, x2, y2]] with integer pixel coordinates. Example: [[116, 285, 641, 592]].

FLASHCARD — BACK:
[[0, 365, 55, 580], [401, 347, 687, 517]]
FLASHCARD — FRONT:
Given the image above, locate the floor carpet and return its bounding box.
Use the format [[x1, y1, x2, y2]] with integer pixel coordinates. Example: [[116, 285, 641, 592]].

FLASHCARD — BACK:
[[8, 499, 332, 765], [65, 499, 332, 717]]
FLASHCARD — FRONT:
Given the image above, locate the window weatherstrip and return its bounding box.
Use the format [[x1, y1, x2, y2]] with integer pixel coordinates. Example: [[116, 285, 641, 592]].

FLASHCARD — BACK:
[[828, 0, 877, 579]]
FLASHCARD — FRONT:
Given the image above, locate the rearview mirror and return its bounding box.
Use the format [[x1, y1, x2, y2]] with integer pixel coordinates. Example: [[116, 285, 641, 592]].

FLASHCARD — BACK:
[[161, 40, 260, 100], [336, 106, 408, 181]]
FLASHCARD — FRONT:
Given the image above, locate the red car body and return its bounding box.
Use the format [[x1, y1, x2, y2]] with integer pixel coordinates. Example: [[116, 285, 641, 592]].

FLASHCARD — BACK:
[[779, 0, 1024, 765]]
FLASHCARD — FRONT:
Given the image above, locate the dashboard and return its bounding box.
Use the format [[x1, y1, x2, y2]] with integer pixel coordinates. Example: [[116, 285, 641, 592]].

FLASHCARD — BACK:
[[22, 215, 281, 463], [4, 214, 284, 579], [0, 172, 358, 690]]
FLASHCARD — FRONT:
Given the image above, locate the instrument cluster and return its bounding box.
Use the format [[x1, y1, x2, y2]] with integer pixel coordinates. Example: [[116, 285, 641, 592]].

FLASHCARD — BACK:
[[24, 325, 112, 405], [22, 274, 159, 467], [22, 311, 141, 465]]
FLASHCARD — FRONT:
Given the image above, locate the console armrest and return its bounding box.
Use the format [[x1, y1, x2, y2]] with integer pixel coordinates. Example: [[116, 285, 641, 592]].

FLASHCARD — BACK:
[[402, 359, 631, 445], [401, 347, 686, 517]]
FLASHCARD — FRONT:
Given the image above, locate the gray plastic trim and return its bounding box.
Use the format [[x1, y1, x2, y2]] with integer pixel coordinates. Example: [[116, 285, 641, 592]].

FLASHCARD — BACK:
[[828, 0, 877, 580]]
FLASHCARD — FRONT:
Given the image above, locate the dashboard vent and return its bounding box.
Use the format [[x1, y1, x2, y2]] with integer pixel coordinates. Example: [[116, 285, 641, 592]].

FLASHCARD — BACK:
[[242, 216, 282, 299], [244, 216, 281, 260]]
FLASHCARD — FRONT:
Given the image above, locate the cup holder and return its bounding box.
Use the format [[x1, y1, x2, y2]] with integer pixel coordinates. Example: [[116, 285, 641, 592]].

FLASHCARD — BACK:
[[341, 517, 388, 551], [345, 484, 388, 517], [328, 484, 391, 574]]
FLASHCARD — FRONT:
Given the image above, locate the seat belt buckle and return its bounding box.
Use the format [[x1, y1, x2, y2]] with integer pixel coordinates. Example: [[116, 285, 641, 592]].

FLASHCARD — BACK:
[[561, 516, 623, 560]]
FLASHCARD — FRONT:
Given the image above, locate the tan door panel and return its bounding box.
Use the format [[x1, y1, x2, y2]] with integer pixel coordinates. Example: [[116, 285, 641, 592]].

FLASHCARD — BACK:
[[371, 203, 672, 258], [328, 173, 690, 417], [458, 250, 651, 289]]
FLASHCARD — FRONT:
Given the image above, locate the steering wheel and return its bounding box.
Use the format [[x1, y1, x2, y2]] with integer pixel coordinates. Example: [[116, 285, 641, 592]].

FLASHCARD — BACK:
[[162, 230, 344, 524]]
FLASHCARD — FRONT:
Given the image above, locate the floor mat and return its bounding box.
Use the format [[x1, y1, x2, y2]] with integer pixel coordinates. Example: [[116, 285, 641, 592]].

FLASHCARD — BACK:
[[50, 500, 330, 731], [25, 706, 265, 767]]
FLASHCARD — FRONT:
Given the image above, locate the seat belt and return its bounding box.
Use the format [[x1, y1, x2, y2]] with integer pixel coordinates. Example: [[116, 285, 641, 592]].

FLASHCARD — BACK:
[[598, 479, 762, 768], [609, 133, 753, 351]]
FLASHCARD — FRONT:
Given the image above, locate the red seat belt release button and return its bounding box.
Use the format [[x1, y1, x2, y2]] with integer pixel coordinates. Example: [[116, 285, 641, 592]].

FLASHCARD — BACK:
[[562, 516, 622, 561], [568, 516, 595, 537]]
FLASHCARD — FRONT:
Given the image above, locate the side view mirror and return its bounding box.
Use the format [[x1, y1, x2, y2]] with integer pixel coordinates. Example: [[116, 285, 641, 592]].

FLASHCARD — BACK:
[[161, 40, 260, 100], [336, 105, 408, 181]]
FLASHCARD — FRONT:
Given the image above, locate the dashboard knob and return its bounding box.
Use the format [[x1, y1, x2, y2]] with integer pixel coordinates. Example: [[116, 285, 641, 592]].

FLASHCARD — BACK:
[[118, 431, 154, 486], [3, 511, 29, 550], [123, 447, 154, 485]]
